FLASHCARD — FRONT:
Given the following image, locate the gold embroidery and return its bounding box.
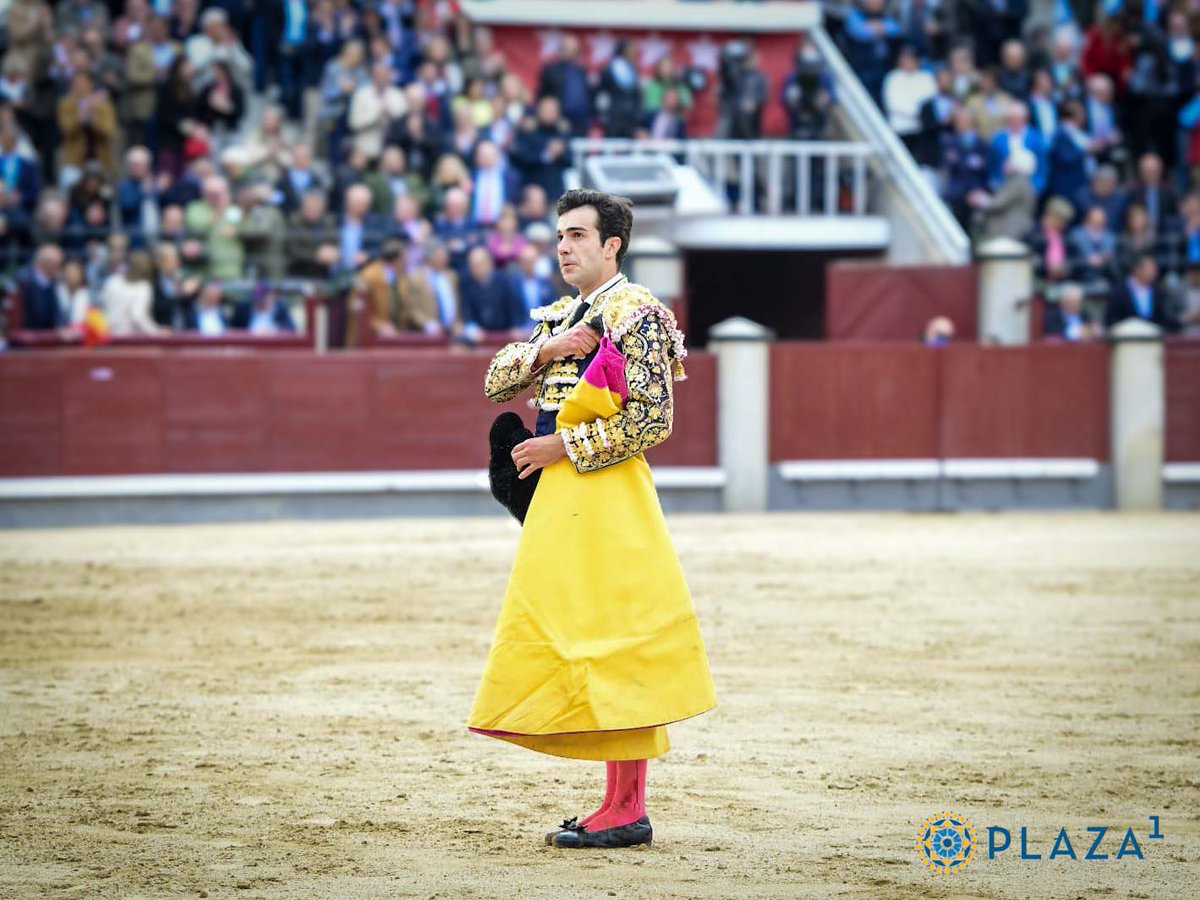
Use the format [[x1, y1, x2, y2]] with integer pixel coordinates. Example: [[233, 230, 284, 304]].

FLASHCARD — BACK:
[[483, 295, 575, 403], [485, 284, 686, 475], [562, 309, 677, 474], [483, 328, 547, 402]]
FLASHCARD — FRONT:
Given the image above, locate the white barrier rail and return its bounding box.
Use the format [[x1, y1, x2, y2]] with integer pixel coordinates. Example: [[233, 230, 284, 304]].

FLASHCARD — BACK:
[[778, 459, 1103, 482], [0, 468, 727, 500], [570, 137, 874, 217]]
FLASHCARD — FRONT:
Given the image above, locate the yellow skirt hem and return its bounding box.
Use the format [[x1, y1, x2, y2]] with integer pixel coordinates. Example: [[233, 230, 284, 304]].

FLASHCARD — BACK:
[[467, 702, 716, 761], [469, 724, 670, 760]]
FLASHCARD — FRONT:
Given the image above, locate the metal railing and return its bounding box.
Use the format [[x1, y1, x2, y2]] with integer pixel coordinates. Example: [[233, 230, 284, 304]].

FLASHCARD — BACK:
[[808, 24, 971, 263], [570, 137, 875, 217]]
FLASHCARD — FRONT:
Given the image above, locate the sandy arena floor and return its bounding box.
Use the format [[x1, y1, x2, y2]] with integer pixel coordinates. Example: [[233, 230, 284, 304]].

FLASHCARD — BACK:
[[0, 511, 1197, 899]]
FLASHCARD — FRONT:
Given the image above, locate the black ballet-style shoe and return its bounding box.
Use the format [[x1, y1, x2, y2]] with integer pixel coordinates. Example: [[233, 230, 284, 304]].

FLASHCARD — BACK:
[[549, 816, 653, 849], [544, 815, 584, 845]]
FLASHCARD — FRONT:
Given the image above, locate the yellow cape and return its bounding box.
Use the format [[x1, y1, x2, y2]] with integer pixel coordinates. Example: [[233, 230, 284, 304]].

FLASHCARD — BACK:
[[468, 350, 717, 760]]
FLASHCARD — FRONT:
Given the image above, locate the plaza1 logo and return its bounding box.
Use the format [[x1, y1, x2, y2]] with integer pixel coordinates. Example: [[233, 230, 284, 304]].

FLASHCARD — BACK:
[[915, 812, 1165, 873], [915, 811, 976, 874]]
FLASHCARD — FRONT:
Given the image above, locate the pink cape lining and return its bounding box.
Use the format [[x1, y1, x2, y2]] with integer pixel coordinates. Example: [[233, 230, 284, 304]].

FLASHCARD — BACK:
[[581, 336, 628, 402]]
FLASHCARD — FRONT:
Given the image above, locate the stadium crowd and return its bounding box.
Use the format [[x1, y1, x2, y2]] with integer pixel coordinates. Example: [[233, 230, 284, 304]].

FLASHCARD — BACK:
[[0, 0, 798, 345], [854, 0, 1200, 336], [3, 0, 1199, 345]]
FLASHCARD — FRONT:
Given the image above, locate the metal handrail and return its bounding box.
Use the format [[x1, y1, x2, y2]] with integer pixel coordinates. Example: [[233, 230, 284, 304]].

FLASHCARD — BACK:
[[808, 24, 970, 263]]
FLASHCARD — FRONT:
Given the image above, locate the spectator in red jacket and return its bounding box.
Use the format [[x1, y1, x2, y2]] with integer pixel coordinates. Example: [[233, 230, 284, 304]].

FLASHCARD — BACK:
[[1081, 16, 1132, 92]]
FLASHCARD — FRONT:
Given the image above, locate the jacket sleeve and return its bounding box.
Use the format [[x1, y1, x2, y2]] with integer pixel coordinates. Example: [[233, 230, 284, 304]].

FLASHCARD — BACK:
[[560, 310, 675, 474], [483, 320, 551, 402], [460, 280, 480, 331], [132, 283, 159, 334], [58, 96, 80, 137], [92, 99, 118, 138], [353, 272, 388, 332]]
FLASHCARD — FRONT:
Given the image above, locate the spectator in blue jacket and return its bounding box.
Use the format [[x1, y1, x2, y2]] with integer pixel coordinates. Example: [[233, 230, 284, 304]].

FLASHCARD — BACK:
[[1083, 73, 1122, 168], [1027, 69, 1059, 145], [941, 105, 989, 227], [18, 244, 66, 330], [434, 186, 482, 274], [844, 0, 901, 107], [1044, 281, 1100, 341], [537, 34, 592, 137], [337, 183, 389, 272], [1070, 204, 1118, 289], [0, 124, 40, 215], [597, 39, 643, 139], [513, 96, 572, 204], [232, 284, 296, 333], [1046, 100, 1093, 206], [997, 40, 1031, 99], [115, 146, 165, 241], [1074, 165, 1127, 231], [989, 101, 1046, 194], [460, 245, 526, 343], [1105, 252, 1181, 331], [471, 140, 521, 228], [968, 0, 1028, 69], [509, 243, 556, 319]]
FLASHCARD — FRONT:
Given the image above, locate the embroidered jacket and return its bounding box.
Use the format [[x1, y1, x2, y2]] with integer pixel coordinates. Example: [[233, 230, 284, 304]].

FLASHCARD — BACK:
[[483, 280, 687, 474]]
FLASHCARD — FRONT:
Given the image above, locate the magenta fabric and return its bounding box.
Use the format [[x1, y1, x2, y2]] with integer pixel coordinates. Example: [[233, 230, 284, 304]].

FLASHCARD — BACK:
[[582, 336, 628, 402]]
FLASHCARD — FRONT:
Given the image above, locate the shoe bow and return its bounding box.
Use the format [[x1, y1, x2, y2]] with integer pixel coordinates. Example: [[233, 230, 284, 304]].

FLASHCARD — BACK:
[[558, 816, 585, 832]]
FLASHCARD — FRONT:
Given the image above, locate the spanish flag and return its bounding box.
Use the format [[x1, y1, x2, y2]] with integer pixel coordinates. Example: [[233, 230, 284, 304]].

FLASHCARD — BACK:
[[82, 306, 110, 347]]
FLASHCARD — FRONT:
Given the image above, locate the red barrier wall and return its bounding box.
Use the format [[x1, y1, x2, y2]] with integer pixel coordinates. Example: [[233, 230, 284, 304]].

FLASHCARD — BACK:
[[770, 343, 940, 460], [0, 349, 718, 477], [653, 351, 717, 467], [940, 343, 1109, 459], [3, 341, 1147, 477], [1167, 340, 1200, 462], [771, 342, 1110, 461], [163, 355, 270, 472], [0, 354, 65, 476], [825, 263, 978, 341], [62, 352, 166, 474]]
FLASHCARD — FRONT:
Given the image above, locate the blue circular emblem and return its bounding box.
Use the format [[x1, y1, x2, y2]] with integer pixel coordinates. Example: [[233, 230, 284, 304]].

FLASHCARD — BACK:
[[916, 811, 975, 874]]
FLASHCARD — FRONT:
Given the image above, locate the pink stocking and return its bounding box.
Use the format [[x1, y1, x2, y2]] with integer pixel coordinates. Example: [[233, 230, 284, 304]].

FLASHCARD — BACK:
[[582, 759, 647, 831], [579, 761, 617, 827]]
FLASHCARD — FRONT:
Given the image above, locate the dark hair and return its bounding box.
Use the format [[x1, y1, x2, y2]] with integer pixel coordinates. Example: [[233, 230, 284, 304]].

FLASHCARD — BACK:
[[1132, 251, 1158, 271], [1060, 99, 1085, 122], [555, 189, 634, 267]]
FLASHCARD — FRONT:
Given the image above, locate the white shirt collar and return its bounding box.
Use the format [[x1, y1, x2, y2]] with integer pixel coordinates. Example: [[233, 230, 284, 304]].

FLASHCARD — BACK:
[[579, 271, 626, 306]]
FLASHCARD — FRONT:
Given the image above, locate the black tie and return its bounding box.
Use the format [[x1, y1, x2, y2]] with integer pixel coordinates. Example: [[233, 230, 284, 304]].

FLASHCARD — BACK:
[[567, 299, 590, 328]]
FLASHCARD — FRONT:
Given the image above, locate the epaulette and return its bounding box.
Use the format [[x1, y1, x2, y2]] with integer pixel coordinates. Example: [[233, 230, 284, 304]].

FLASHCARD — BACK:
[[599, 283, 688, 379], [529, 294, 576, 322]]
